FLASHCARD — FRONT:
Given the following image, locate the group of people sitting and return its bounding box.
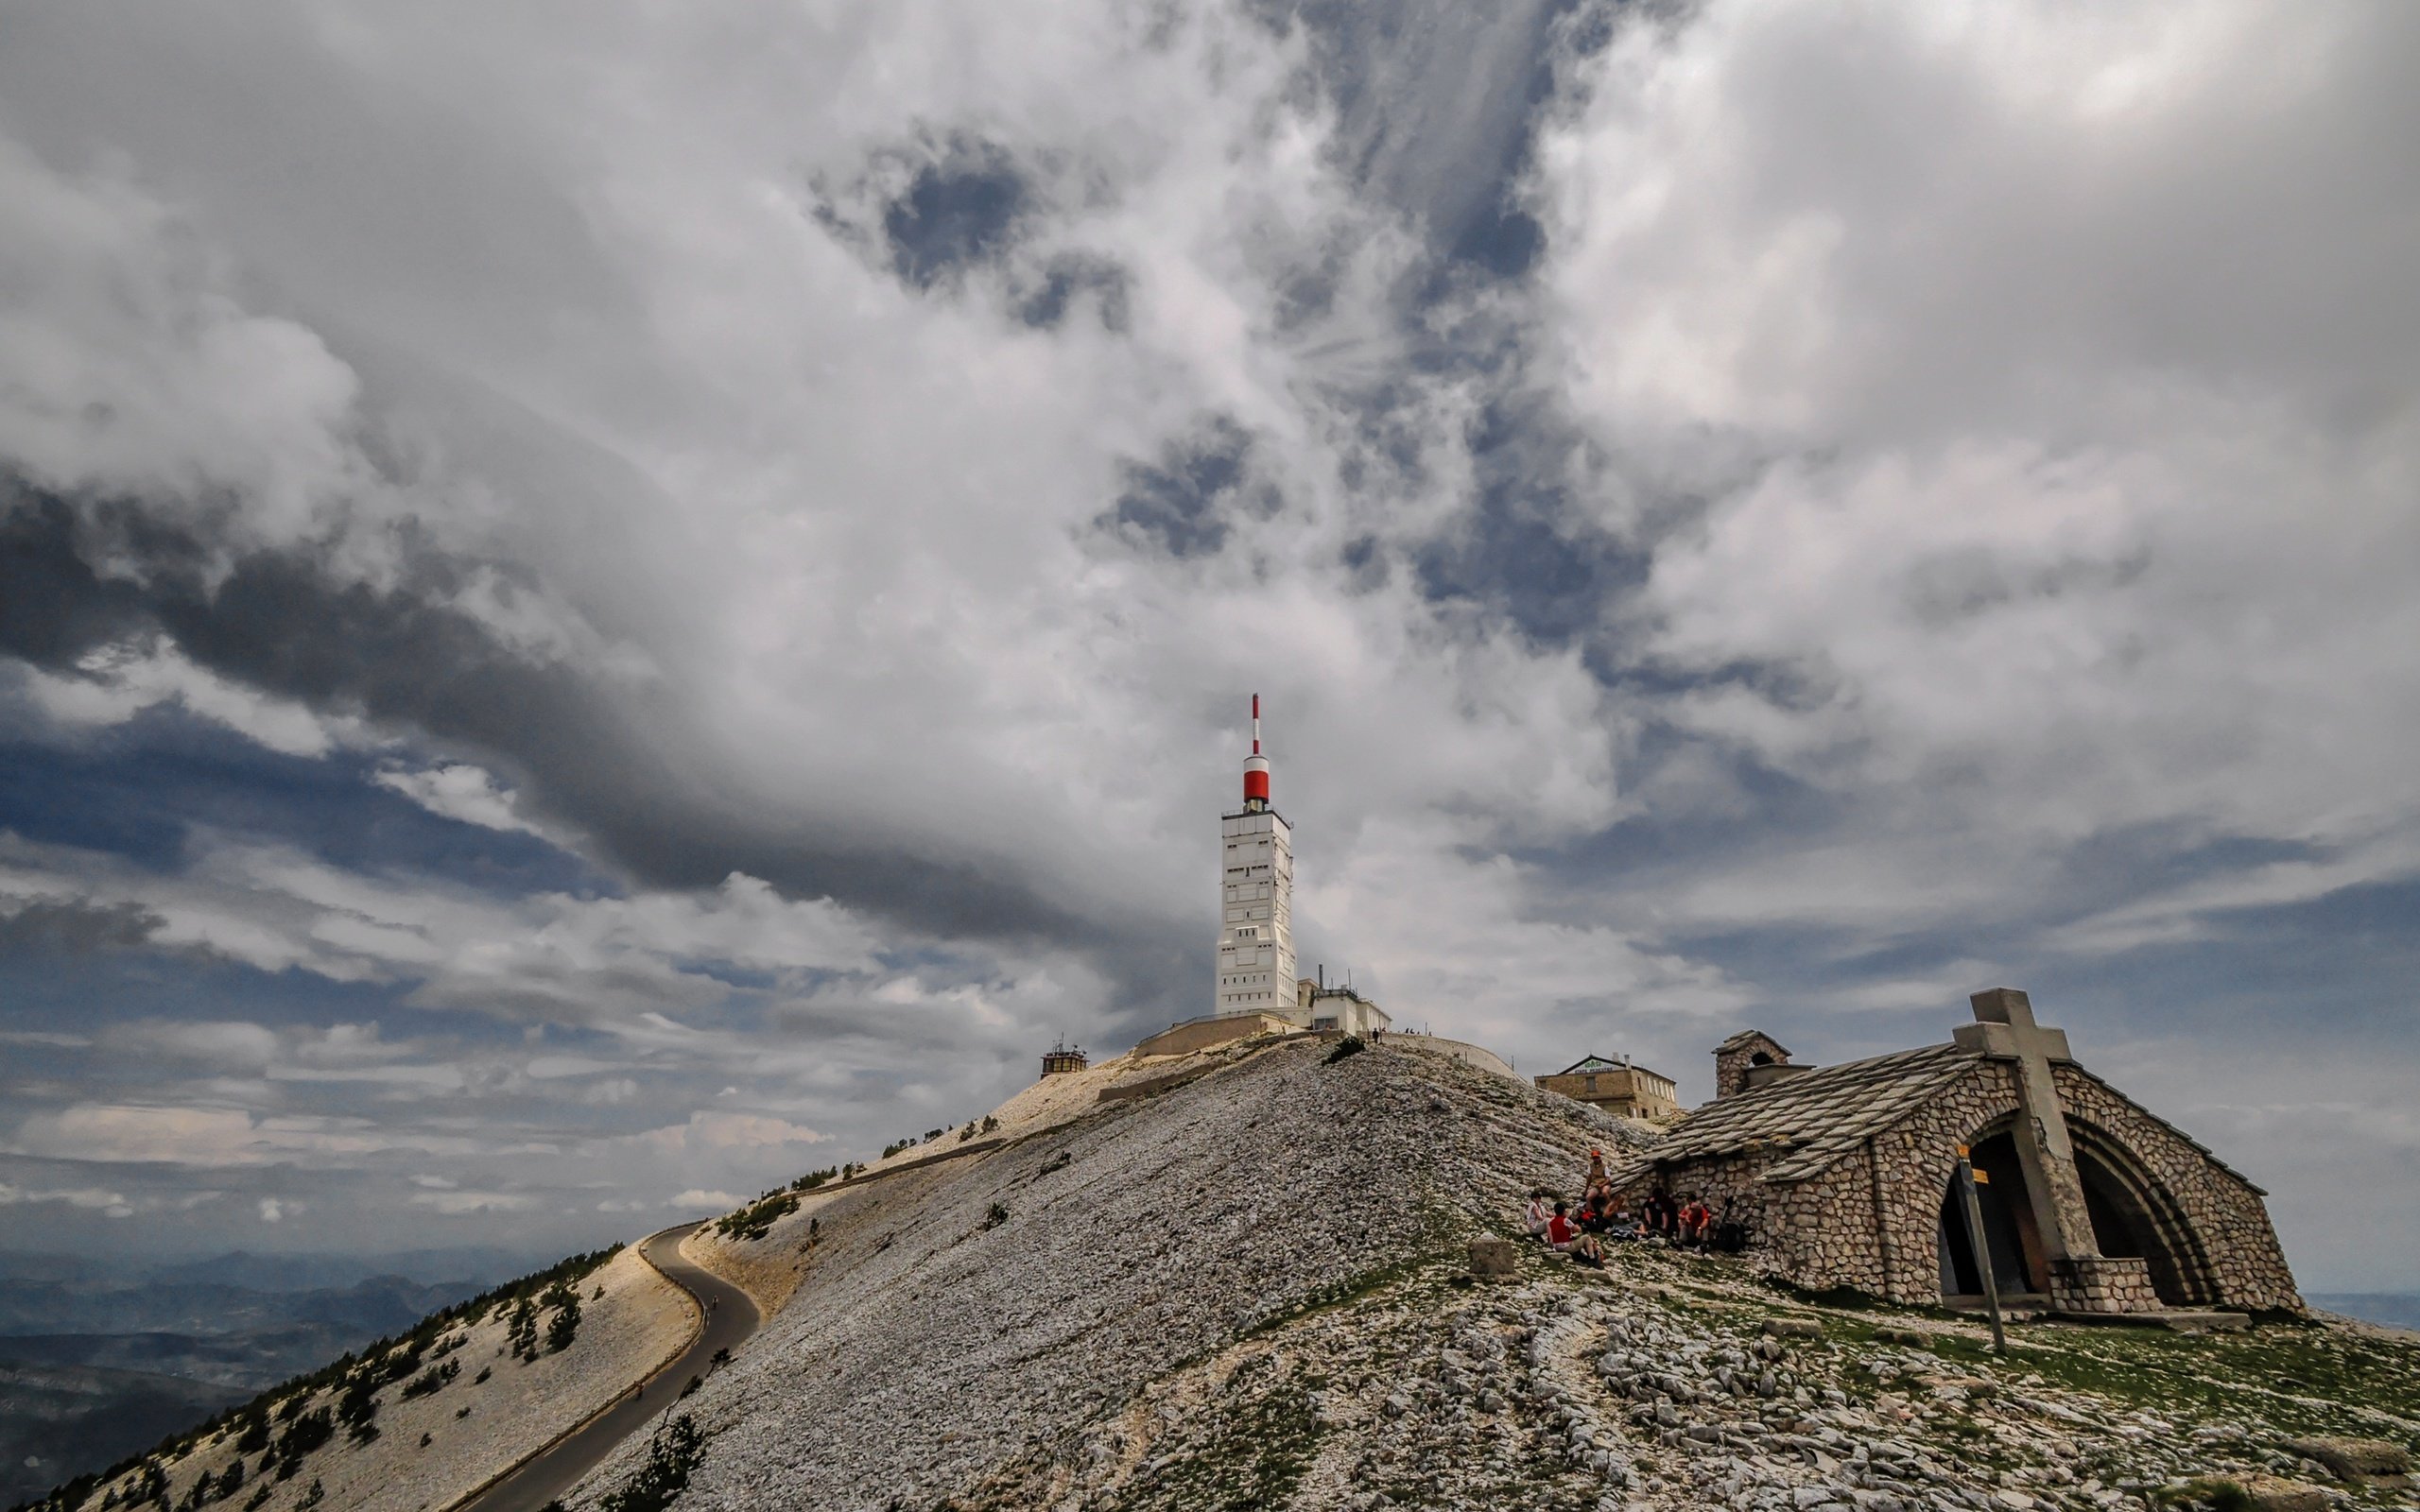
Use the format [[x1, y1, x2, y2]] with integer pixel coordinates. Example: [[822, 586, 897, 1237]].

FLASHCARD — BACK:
[[1521, 1148, 1724, 1267]]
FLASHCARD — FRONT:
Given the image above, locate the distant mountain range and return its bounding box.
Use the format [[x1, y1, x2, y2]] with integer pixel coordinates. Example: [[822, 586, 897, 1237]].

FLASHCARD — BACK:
[[0, 1246, 534, 1293], [2307, 1293, 2420, 1331], [0, 1248, 533, 1506]]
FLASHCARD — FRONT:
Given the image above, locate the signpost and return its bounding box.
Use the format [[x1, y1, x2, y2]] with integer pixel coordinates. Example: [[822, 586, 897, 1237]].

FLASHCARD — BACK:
[[1954, 1143, 2008, 1353]]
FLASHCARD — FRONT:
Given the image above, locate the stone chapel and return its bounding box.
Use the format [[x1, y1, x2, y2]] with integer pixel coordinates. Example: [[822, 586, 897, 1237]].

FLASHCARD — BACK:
[[1607, 989, 2302, 1317]]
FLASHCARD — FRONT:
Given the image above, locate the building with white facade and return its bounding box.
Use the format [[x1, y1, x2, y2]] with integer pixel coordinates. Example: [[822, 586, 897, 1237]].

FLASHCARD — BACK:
[[1126, 696, 1395, 1063], [1215, 695, 1297, 1016]]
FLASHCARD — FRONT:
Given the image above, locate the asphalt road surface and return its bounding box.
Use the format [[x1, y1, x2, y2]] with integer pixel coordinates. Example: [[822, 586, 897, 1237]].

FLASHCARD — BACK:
[[452, 1224, 760, 1512]]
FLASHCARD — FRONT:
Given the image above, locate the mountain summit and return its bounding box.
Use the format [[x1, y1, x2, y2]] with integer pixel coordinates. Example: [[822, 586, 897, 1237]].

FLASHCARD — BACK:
[[24, 1035, 2420, 1512]]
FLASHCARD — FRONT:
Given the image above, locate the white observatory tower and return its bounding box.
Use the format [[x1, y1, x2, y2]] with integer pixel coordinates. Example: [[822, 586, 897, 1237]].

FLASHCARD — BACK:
[[1214, 694, 1296, 1017]]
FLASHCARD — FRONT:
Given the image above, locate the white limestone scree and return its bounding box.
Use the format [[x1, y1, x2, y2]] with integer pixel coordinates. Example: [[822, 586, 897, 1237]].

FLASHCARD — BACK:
[[1216, 696, 1296, 1018]]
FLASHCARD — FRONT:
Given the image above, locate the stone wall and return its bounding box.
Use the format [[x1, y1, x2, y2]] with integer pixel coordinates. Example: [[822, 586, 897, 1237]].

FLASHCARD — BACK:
[[2051, 1255, 2161, 1314], [1133, 1012, 1295, 1059], [2050, 1065, 2303, 1314]]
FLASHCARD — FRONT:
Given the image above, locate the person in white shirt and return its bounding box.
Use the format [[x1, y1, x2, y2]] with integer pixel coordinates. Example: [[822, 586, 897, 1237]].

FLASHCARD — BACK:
[[1525, 1193, 1553, 1238]]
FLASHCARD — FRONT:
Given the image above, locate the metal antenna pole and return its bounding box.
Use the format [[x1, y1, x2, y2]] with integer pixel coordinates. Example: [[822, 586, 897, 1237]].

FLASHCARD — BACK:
[[1955, 1143, 2008, 1353]]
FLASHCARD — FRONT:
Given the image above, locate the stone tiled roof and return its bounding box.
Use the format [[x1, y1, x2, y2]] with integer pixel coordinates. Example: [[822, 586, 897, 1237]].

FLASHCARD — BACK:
[[1613, 1041, 1984, 1186], [1713, 1029, 1788, 1055]]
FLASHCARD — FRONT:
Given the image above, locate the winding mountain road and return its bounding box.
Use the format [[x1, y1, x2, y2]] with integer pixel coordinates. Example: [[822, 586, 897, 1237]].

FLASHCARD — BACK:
[[450, 1224, 759, 1512]]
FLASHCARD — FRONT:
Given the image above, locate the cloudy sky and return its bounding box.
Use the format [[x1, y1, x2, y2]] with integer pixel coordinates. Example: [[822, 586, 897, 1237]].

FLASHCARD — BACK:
[[0, 0, 2413, 1290]]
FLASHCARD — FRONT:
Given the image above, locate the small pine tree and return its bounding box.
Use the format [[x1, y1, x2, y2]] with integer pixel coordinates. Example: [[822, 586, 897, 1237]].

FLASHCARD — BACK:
[[509, 1296, 540, 1362], [545, 1293, 581, 1352]]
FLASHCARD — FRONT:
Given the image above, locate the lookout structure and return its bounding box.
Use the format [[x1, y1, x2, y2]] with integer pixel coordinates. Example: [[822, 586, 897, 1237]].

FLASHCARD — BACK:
[[1040, 1039, 1089, 1075], [1215, 693, 1295, 1018], [1609, 989, 2300, 1317], [1137, 697, 1390, 1060]]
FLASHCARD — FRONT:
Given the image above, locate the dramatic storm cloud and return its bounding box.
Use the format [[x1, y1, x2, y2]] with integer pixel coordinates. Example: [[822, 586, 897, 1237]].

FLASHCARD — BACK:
[[0, 0, 2413, 1288]]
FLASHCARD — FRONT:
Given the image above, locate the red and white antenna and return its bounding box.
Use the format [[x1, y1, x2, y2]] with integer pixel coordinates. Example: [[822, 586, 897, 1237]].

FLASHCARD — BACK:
[[1243, 694, 1270, 807]]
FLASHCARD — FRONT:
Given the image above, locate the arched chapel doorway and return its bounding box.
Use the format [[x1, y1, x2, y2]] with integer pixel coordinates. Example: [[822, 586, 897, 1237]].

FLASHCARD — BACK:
[[1935, 1121, 2216, 1306], [1937, 1130, 2046, 1298]]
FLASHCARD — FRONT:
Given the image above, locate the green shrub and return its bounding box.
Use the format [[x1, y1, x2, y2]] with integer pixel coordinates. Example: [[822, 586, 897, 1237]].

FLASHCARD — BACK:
[[714, 1191, 798, 1242], [596, 1416, 703, 1512]]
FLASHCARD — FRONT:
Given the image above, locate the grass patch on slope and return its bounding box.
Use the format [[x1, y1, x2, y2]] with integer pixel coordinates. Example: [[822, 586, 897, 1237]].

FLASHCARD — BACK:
[[1102, 1362, 1322, 1512]]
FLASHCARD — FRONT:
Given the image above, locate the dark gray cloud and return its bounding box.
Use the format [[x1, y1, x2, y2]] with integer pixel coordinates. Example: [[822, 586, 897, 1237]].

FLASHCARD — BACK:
[[879, 137, 1032, 289], [1098, 416, 1274, 561], [0, 483, 1183, 997], [1014, 252, 1132, 332], [0, 897, 160, 955]]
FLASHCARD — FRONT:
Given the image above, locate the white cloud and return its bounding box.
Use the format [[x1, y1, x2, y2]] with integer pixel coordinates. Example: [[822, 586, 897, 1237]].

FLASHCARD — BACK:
[[14, 640, 362, 758], [624, 1111, 828, 1157], [106, 1019, 281, 1072], [1533, 0, 2420, 942], [0, 832, 890, 1025], [0, 1180, 133, 1217], [669, 1190, 743, 1210], [410, 1188, 536, 1215], [6, 1103, 463, 1168], [372, 763, 544, 834], [0, 139, 371, 558]]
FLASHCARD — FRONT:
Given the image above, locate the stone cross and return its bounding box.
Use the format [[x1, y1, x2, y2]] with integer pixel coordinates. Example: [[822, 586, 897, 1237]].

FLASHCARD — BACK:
[[1954, 988, 2100, 1264]]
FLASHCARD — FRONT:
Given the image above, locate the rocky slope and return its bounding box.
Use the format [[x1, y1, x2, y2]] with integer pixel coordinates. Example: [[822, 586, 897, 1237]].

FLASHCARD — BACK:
[[579, 1034, 2416, 1512]]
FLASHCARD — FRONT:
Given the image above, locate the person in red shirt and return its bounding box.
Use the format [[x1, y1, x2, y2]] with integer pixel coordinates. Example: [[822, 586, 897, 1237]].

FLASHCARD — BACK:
[[1545, 1201, 1608, 1266], [1546, 1200, 1578, 1249], [1677, 1196, 1714, 1247]]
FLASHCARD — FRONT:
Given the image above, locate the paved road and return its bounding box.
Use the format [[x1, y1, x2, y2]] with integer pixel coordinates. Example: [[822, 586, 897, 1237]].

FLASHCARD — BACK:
[[452, 1224, 760, 1512]]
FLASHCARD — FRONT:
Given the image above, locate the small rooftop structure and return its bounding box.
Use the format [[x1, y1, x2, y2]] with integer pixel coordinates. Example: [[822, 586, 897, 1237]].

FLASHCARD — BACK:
[[1040, 1039, 1089, 1076], [1712, 1029, 1805, 1098], [1533, 1054, 1680, 1122]]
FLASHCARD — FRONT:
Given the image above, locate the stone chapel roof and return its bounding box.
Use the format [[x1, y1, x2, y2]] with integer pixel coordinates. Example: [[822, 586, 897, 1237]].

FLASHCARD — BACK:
[[1615, 1040, 1983, 1185], [1615, 1040, 2264, 1194]]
